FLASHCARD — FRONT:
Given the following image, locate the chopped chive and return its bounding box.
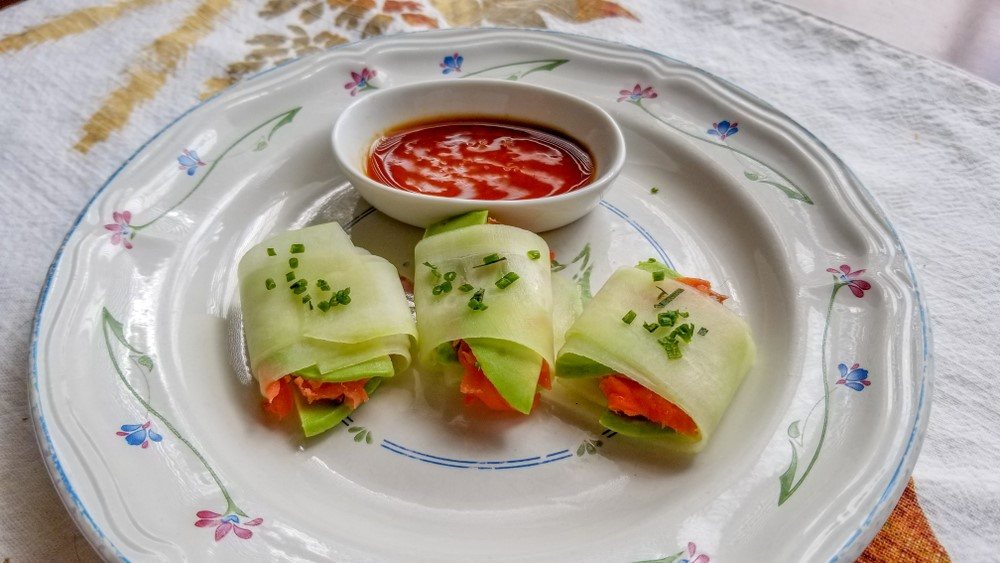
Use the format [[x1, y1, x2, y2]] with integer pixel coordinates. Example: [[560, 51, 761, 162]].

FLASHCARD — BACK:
[[671, 323, 695, 343], [423, 261, 442, 279], [293, 286, 307, 295], [527, 250, 541, 260], [318, 301, 331, 312], [433, 281, 454, 295], [643, 321, 659, 333], [662, 338, 682, 360], [655, 288, 684, 308], [335, 288, 351, 305], [266, 247, 276, 256], [317, 279, 331, 291], [444, 271, 457, 282], [290, 243, 305, 254], [285, 271, 295, 282], [265, 278, 276, 290], [288, 257, 299, 269], [467, 288, 488, 311], [622, 310, 637, 324], [301, 294, 311, 303], [650, 187, 660, 194], [495, 272, 520, 289], [474, 253, 506, 268], [652, 270, 666, 282], [698, 327, 709, 336], [459, 283, 475, 293]]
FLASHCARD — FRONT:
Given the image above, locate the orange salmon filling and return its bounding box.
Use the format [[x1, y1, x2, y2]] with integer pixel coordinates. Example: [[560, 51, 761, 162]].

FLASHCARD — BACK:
[[599, 375, 699, 437], [675, 276, 728, 303], [456, 340, 551, 412], [262, 375, 370, 420]]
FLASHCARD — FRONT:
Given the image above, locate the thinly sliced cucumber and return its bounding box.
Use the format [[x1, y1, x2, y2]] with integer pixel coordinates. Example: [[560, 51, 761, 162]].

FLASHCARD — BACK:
[[415, 224, 553, 369], [294, 355, 394, 382], [415, 221, 554, 414], [238, 222, 416, 436], [556, 267, 755, 447], [555, 352, 614, 378], [465, 338, 542, 414], [423, 210, 490, 238], [599, 410, 682, 438], [295, 378, 382, 437], [634, 259, 681, 279]]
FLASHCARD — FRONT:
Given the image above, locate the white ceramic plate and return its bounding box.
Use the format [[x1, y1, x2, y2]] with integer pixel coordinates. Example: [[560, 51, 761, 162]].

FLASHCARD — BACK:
[[31, 29, 930, 562]]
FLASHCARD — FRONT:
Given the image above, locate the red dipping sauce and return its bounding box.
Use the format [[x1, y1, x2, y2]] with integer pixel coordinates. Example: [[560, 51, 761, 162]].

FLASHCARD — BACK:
[[366, 118, 595, 200]]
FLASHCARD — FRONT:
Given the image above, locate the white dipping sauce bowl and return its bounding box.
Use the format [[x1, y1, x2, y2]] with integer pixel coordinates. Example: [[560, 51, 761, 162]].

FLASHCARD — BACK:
[[331, 79, 625, 232]]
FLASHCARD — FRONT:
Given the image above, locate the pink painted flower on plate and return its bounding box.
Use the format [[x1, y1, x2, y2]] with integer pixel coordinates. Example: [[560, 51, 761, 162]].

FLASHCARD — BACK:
[[618, 83, 657, 103], [195, 511, 263, 541], [680, 541, 710, 563], [827, 264, 872, 297], [104, 211, 135, 249], [345, 68, 377, 96]]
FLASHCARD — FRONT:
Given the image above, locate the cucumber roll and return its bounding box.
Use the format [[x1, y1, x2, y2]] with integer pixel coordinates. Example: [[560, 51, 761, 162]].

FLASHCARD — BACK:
[[555, 260, 755, 451], [238, 223, 416, 436], [414, 211, 554, 414]]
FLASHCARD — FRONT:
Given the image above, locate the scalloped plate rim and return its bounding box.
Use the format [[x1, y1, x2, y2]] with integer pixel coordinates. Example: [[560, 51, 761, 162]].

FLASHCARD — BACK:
[[28, 28, 933, 562]]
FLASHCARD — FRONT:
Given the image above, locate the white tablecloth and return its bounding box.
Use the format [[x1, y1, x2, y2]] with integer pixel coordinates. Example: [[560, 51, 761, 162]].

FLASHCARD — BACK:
[[1, 0, 998, 559]]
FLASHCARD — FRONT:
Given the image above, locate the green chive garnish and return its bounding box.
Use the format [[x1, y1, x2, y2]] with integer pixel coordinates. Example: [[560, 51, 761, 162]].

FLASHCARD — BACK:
[[289, 257, 299, 269], [433, 281, 454, 295], [266, 247, 276, 256], [285, 271, 295, 282], [495, 272, 520, 289], [301, 294, 311, 303], [652, 270, 666, 281], [622, 310, 637, 324], [671, 323, 695, 343], [290, 243, 305, 254], [650, 187, 660, 194], [318, 301, 331, 312], [317, 279, 330, 291], [655, 288, 684, 308], [335, 288, 351, 305], [643, 321, 658, 333], [474, 253, 506, 268], [265, 278, 276, 290], [459, 283, 474, 293], [444, 271, 457, 282], [467, 288, 488, 311], [698, 327, 709, 336], [657, 310, 688, 327], [423, 261, 442, 280], [528, 250, 541, 260], [660, 337, 682, 360]]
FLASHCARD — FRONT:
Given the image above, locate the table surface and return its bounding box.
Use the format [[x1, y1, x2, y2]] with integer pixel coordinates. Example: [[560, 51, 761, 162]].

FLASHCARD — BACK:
[[782, 0, 1000, 84]]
